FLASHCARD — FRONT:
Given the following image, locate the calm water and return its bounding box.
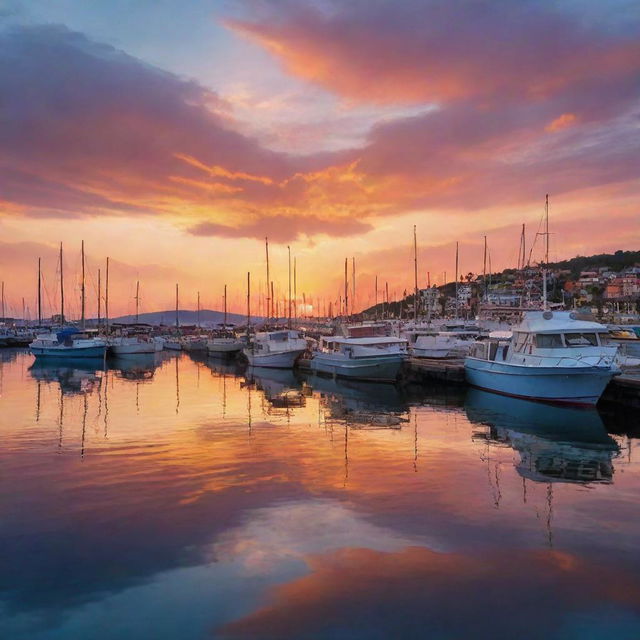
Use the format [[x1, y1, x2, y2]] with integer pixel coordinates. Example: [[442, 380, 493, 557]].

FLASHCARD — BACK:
[[1, 348, 640, 639]]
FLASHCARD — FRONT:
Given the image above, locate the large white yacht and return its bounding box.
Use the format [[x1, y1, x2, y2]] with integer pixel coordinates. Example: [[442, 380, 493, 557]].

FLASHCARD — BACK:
[[464, 311, 620, 405]]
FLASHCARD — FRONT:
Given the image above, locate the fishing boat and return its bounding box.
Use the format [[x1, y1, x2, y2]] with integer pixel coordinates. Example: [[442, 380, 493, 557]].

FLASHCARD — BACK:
[[311, 336, 408, 382], [30, 328, 107, 359], [243, 330, 307, 368], [464, 310, 620, 405]]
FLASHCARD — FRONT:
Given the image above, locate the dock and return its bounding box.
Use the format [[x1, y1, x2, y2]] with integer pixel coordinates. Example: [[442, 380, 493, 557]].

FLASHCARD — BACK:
[[399, 357, 640, 408]]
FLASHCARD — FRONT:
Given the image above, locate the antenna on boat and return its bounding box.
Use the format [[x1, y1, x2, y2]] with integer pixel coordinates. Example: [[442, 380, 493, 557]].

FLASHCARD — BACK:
[[413, 225, 419, 322], [81, 240, 85, 331], [105, 257, 109, 334], [37, 257, 42, 325]]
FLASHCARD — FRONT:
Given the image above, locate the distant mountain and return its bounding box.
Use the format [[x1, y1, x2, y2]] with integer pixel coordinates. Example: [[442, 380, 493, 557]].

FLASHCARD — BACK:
[[109, 309, 258, 326]]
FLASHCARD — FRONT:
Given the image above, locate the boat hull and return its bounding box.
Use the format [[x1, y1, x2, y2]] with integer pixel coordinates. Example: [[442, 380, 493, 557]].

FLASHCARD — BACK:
[[244, 348, 304, 369], [311, 353, 405, 382], [464, 357, 616, 406], [208, 341, 243, 354], [110, 343, 156, 355], [30, 345, 107, 359]]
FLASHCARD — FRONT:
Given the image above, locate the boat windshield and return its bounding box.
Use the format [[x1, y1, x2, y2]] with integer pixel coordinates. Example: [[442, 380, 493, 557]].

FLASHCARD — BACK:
[[564, 333, 599, 346], [535, 334, 563, 348]]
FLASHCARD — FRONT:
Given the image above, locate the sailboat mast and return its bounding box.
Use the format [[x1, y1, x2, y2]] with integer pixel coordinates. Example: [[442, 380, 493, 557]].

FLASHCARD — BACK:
[[413, 225, 418, 322], [223, 284, 227, 327], [265, 237, 270, 320], [135, 280, 140, 323], [344, 258, 348, 318], [59, 242, 64, 324], [454, 241, 459, 320], [81, 240, 85, 331], [97, 268, 101, 326], [352, 257, 356, 315], [543, 194, 549, 311], [287, 245, 292, 329], [0, 281, 4, 323], [246, 272, 251, 328], [196, 291, 200, 329], [37, 257, 42, 325], [105, 257, 109, 333], [374, 275, 378, 320], [175, 283, 179, 330], [483, 235, 487, 301], [293, 256, 297, 322]]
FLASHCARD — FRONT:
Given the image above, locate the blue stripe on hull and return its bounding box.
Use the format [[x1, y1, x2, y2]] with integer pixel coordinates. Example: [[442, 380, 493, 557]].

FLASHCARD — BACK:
[[464, 357, 614, 406]]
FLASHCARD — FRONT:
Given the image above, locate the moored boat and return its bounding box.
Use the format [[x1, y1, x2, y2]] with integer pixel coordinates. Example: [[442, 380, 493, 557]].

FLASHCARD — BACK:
[[310, 336, 408, 382], [464, 311, 620, 406], [243, 330, 307, 368], [30, 328, 107, 359]]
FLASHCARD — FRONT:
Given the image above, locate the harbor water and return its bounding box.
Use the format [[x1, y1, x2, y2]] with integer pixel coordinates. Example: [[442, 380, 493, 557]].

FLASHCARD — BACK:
[[1, 348, 640, 639]]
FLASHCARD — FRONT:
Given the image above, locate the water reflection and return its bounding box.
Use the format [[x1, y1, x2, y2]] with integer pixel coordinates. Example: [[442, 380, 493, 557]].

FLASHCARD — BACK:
[[0, 351, 639, 639], [29, 359, 103, 396], [466, 389, 619, 485]]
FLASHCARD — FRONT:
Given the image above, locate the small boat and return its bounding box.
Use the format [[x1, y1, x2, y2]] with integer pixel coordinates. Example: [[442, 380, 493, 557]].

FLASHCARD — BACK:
[[109, 334, 156, 355], [181, 336, 208, 352], [464, 311, 620, 406], [30, 328, 107, 359], [243, 330, 307, 368], [163, 337, 182, 351], [207, 335, 244, 354], [311, 336, 408, 382], [409, 329, 478, 359]]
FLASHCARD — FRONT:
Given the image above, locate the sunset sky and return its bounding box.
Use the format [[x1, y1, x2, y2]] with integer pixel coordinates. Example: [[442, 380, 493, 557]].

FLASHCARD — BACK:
[[1, 0, 639, 319]]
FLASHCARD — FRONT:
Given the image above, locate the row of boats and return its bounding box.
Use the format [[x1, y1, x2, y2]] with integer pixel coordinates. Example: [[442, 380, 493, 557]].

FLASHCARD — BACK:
[[22, 310, 640, 407]]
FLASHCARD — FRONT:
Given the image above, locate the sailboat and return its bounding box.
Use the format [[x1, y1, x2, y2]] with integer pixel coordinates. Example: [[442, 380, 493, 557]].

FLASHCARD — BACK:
[[464, 197, 620, 405], [30, 242, 107, 359], [208, 284, 244, 354]]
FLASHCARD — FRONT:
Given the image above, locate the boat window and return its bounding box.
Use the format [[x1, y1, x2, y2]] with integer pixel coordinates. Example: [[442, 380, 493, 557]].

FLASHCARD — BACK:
[[535, 334, 563, 348], [564, 333, 598, 347]]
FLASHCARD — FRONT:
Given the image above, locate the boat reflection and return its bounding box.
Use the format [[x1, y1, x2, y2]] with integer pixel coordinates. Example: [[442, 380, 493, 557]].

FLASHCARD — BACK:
[[246, 367, 307, 410], [110, 353, 162, 382], [28, 358, 103, 395], [303, 373, 410, 430], [466, 388, 619, 484]]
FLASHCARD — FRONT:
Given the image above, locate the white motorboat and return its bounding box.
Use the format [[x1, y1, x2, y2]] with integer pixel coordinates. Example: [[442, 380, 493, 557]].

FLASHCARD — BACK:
[[163, 338, 182, 351], [109, 335, 156, 355], [30, 329, 107, 359], [181, 336, 208, 352], [207, 336, 244, 354], [311, 336, 408, 382], [464, 311, 620, 406], [243, 330, 307, 368]]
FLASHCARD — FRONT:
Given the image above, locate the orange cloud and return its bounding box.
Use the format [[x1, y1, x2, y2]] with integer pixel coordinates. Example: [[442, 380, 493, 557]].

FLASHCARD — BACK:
[[545, 113, 578, 132]]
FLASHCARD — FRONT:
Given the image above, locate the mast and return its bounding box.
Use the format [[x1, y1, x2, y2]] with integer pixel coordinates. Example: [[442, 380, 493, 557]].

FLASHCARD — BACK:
[[37, 257, 42, 325], [97, 268, 101, 326], [543, 194, 549, 311], [375, 275, 378, 320], [270, 281, 274, 321], [454, 241, 459, 320], [0, 281, 4, 323], [287, 245, 292, 329], [385, 281, 389, 320], [413, 225, 418, 322], [246, 272, 251, 328], [265, 237, 270, 320], [223, 284, 227, 327], [483, 235, 487, 301], [135, 280, 140, 324], [196, 290, 200, 328], [105, 257, 109, 333], [293, 256, 297, 321], [344, 258, 348, 318], [175, 283, 179, 331], [352, 257, 356, 315], [81, 240, 85, 331], [59, 242, 64, 324]]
